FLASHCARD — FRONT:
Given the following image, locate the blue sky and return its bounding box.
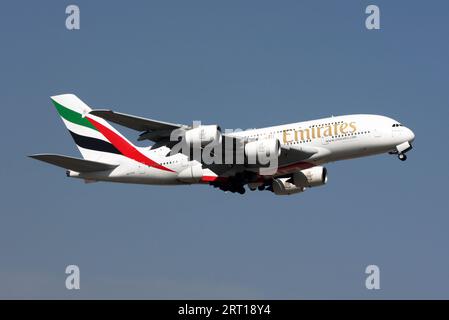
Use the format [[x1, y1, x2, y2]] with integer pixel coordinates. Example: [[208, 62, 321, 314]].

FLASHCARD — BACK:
[[0, 1, 448, 298]]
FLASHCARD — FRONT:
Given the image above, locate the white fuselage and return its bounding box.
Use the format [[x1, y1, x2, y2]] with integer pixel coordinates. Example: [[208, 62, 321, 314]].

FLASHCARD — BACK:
[[69, 114, 415, 185]]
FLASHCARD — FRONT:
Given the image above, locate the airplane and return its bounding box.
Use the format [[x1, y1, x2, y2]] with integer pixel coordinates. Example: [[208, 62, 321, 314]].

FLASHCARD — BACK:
[[30, 94, 415, 195]]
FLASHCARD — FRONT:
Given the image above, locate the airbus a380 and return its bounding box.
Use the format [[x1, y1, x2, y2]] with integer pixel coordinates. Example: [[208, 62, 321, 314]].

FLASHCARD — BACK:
[[30, 94, 415, 195]]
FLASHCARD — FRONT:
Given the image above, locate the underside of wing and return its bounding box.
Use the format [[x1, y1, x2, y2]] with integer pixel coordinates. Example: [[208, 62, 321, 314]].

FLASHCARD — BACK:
[[279, 145, 317, 163], [29, 154, 118, 172]]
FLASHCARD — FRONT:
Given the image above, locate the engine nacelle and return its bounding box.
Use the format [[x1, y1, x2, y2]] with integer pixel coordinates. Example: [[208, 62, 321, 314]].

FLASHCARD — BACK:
[[292, 166, 327, 188], [272, 177, 305, 195], [184, 125, 222, 147], [244, 139, 281, 165]]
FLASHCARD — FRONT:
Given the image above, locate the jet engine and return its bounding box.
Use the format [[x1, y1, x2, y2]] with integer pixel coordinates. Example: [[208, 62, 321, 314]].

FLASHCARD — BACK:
[[271, 166, 328, 195], [292, 166, 327, 188], [272, 177, 306, 195], [244, 139, 281, 165], [184, 125, 222, 147]]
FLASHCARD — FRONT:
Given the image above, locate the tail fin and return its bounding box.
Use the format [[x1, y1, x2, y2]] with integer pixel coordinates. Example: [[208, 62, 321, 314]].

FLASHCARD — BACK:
[[51, 94, 125, 162], [51, 94, 173, 172]]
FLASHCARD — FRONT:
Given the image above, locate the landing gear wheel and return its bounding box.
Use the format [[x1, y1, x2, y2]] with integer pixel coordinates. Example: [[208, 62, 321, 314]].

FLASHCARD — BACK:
[[237, 188, 246, 195], [398, 153, 407, 161], [258, 185, 265, 191]]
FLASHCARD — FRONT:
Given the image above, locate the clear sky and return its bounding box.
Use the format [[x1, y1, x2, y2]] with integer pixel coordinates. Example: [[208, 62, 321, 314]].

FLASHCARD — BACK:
[[0, 1, 448, 299]]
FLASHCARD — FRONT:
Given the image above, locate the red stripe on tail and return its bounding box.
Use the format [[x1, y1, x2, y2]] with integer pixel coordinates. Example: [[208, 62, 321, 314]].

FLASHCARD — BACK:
[[86, 116, 174, 172]]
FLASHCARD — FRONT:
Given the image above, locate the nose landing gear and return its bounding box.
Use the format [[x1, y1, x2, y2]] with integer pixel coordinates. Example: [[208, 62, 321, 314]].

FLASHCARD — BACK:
[[392, 141, 412, 162]]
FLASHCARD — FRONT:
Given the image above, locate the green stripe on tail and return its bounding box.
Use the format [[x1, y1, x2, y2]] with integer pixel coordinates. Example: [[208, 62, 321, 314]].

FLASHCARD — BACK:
[[52, 99, 97, 130]]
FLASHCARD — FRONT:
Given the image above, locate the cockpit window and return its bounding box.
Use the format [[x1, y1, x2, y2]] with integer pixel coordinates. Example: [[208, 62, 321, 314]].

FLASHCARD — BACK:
[[392, 123, 403, 127]]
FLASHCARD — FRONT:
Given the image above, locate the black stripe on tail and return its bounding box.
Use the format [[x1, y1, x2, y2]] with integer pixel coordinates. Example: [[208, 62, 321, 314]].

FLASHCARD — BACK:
[[68, 130, 121, 155]]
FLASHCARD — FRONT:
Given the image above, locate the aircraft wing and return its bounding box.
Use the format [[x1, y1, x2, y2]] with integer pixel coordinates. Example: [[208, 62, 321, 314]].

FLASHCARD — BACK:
[[29, 154, 118, 172], [89, 109, 189, 142], [279, 145, 317, 162], [88, 109, 318, 167]]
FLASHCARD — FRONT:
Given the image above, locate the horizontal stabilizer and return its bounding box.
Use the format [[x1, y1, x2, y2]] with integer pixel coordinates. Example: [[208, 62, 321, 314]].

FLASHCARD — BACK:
[[29, 154, 118, 172]]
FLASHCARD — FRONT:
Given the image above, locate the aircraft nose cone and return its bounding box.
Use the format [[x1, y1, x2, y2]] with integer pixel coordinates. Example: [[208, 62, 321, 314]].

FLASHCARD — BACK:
[[406, 127, 415, 142]]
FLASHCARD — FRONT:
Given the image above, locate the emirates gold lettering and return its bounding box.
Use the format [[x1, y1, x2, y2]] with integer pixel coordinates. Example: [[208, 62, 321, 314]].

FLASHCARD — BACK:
[[323, 125, 332, 137], [290, 122, 357, 143], [283, 130, 292, 144], [340, 123, 349, 134]]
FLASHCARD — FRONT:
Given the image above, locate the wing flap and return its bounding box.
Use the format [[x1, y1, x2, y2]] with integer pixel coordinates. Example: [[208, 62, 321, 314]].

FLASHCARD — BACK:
[[29, 154, 118, 172]]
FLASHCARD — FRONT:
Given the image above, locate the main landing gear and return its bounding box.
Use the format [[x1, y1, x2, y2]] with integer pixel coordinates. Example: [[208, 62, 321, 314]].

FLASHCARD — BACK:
[[248, 183, 270, 192], [398, 153, 407, 161]]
